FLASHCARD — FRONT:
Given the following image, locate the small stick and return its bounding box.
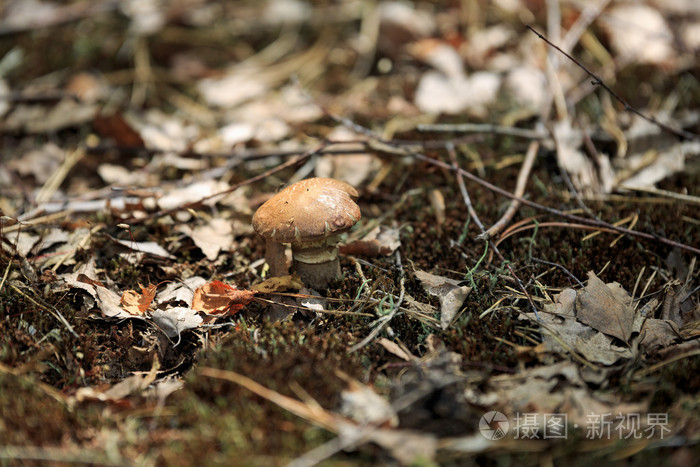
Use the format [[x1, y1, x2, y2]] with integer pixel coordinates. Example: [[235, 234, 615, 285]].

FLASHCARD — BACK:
[[10, 284, 79, 339], [445, 143, 540, 318], [531, 257, 584, 287], [417, 122, 548, 140], [408, 149, 700, 255], [479, 141, 539, 240], [526, 25, 700, 142], [348, 250, 405, 353], [446, 142, 484, 231]]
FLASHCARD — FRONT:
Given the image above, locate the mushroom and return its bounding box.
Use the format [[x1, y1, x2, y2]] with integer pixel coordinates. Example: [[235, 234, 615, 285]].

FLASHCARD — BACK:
[[252, 178, 361, 289]]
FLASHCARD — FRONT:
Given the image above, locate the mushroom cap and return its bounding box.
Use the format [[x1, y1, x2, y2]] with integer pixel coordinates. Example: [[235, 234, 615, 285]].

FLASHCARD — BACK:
[[252, 178, 361, 244]]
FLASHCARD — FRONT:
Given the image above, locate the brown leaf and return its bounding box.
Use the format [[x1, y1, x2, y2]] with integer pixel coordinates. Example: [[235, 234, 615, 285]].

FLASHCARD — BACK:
[[340, 226, 401, 257], [639, 319, 681, 354], [192, 280, 256, 315], [93, 112, 144, 148], [120, 283, 157, 316], [77, 273, 105, 288], [576, 271, 635, 343]]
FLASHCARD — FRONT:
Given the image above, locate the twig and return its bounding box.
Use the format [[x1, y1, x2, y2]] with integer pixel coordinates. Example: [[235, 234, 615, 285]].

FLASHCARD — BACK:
[[494, 221, 619, 247], [479, 141, 539, 240], [0, 255, 11, 293], [619, 185, 700, 206], [405, 149, 700, 255], [200, 365, 445, 467], [531, 257, 584, 287], [634, 348, 700, 378], [443, 143, 540, 318], [2, 210, 74, 234], [9, 284, 79, 338], [286, 364, 461, 467], [526, 25, 700, 142], [348, 250, 405, 353], [417, 123, 548, 140], [446, 142, 484, 232]]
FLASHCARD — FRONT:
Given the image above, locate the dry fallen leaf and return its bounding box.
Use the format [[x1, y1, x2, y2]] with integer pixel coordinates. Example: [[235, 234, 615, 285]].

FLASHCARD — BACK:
[[639, 318, 681, 353], [155, 180, 230, 212], [155, 276, 208, 306], [152, 307, 203, 339], [576, 271, 636, 343], [471, 361, 648, 429], [96, 285, 142, 320], [111, 237, 175, 260], [337, 372, 398, 428], [192, 280, 256, 315], [76, 359, 159, 403], [340, 226, 401, 257], [524, 287, 633, 365], [120, 283, 157, 316], [415, 269, 471, 330], [176, 218, 234, 261]]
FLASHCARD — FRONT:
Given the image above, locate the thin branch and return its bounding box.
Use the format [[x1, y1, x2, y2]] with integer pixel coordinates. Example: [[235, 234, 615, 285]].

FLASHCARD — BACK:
[[406, 148, 700, 255], [417, 123, 548, 140], [478, 141, 539, 240], [444, 143, 540, 318], [446, 142, 484, 232], [348, 250, 405, 353], [531, 257, 584, 287], [10, 284, 79, 339], [526, 25, 700, 142]]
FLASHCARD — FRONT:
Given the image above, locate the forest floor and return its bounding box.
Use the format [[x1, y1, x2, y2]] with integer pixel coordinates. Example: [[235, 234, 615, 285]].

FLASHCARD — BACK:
[[1, 1, 700, 465]]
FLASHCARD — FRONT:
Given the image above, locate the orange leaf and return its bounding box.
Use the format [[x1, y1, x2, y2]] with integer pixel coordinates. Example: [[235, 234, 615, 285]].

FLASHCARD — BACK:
[[192, 280, 256, 316], [120, 283, 157, 315]]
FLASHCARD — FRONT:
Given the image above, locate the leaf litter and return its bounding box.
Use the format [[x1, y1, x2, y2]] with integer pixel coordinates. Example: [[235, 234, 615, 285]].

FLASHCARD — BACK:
[[1, 0, 699, 465]]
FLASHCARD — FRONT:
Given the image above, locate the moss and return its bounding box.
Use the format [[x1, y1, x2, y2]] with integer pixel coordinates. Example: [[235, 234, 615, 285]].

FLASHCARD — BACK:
[[0, 372, 89, 445], [141, 321, 367, 464]]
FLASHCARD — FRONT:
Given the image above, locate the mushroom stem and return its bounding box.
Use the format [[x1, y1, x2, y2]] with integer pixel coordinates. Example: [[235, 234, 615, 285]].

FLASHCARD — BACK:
[[264, 239, 288, 277], [292, 244, 341, 289]]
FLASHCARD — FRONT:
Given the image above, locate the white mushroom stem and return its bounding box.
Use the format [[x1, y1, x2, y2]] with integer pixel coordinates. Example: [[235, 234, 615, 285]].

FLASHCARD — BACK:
[[264, 239, 288, 277], [292, 242, 341, 289]]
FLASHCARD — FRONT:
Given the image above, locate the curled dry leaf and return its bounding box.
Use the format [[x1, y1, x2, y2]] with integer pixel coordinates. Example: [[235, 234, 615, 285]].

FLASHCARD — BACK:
[[176, 218, 234, 261], [152, 307, 203, 339], [95, 286, 141, 320], [120, 283, 157, 316], [470, 361, 648, 429], [415, 269, 471, 330], [576, 271, 636, 343], [192, 280, 256, 315], [524, 287, 633, 365], [111, 237, 175, 260], [601, 4, 674, 66], [155, 276, 207, 306], [340, 226, 401, 257]]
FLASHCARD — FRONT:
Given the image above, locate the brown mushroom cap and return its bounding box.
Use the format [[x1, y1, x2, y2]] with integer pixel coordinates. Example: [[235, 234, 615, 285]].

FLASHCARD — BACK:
[[252, 178, 361, 244]]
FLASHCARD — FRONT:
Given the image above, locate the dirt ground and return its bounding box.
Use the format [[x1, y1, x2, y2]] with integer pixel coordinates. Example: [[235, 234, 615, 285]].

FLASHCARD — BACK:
[[1, 1, 700, 465]]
